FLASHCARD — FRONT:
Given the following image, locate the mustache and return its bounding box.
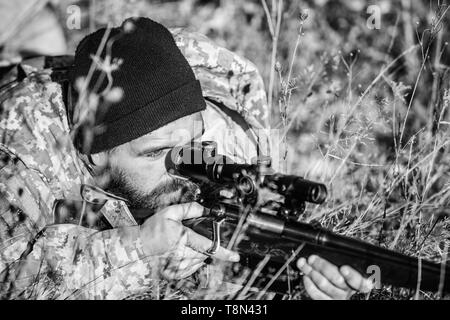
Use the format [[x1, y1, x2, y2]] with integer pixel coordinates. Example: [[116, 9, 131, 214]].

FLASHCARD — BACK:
[[155, 177, 197, 195], [106, 169, 199, 219]]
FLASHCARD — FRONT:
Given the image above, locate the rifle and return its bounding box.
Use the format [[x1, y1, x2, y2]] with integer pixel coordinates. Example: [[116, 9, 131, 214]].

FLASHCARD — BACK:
[[165, 141, 450, 295]]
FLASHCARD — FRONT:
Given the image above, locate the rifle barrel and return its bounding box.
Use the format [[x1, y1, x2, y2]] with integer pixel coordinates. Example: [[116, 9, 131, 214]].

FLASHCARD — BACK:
[[215, 202, 450, 293], [282, 218, 450, 293]]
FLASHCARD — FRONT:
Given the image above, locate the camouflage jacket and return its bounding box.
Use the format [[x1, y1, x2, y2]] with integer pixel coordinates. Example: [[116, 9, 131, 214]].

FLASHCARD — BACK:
[[0, 29, 269, 299]]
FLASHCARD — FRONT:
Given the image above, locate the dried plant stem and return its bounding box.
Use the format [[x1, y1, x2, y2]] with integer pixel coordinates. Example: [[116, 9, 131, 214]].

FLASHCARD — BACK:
[[335, 45, 419, 145], [262, 0, 283, 119], [235, 254, 271, 300], [260, 0, 274, 37], [73, 23, 112, 125], [284, 24, 303, 104], [398, 47, 429, 148], [255, 244, 305, 300]]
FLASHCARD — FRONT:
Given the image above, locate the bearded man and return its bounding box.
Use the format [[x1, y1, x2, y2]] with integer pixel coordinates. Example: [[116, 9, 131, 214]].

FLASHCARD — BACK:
[[0, 17, 372, 300]]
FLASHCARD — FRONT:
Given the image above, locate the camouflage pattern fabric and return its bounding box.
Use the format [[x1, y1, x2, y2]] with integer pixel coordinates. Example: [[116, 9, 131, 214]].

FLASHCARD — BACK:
[[172, 28, 269, 130], [172, 28, 272, 160], [0, 70, 157, 299], [0, 29, 270, 299]]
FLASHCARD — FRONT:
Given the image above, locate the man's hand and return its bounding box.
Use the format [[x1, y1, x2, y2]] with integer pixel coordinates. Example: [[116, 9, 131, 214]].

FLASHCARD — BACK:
[[139, 202, 240, 280], [297, 255, 373, 300]]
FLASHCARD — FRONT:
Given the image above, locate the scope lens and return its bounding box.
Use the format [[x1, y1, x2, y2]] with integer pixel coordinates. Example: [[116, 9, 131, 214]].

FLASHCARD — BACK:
[[308, 184, 327, 204], [238, 176, 255, 195]]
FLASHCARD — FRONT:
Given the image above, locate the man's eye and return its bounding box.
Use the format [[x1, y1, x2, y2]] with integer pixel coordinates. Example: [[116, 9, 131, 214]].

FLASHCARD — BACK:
[[143, 149, 165, 159]]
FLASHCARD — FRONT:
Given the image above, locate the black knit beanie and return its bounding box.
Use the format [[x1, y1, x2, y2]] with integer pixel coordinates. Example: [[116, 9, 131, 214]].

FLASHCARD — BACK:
[[71, 17, 206, 154]]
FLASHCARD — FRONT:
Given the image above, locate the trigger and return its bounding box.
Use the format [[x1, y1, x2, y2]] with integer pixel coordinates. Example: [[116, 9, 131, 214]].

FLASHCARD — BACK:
[[205, 217, 226, 256]]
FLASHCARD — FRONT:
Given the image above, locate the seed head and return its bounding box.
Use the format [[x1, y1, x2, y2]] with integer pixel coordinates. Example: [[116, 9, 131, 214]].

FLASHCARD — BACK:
[[298, 9, 309, 22], [275, 61, 282, 72]]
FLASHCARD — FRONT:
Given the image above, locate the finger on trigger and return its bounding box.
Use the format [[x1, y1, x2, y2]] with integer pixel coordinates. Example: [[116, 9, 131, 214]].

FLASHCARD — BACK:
[[184, 227, 239, 262], [160, 202, 205, 221], [213, 245, 240, 262]]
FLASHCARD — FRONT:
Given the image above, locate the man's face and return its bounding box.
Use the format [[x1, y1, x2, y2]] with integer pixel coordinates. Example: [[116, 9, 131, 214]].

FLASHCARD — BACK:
[[104, 112, 204, 216]]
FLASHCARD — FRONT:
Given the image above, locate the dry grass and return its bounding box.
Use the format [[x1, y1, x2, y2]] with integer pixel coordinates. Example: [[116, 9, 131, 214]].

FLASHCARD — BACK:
[[263, 0, 450, 299]]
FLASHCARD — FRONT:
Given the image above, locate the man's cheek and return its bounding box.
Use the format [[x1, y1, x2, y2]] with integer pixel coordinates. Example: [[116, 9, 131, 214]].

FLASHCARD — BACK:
[[135, 174, 160, 194], [134, 160, 167, 189]]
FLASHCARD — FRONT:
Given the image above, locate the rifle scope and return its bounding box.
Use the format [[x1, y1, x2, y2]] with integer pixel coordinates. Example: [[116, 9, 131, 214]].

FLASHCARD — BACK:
[[166, 142, 328, 205]]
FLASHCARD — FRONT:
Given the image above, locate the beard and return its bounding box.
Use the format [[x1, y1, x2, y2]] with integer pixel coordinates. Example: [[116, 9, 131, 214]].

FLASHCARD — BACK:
[[106, 168, 199, 220]]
